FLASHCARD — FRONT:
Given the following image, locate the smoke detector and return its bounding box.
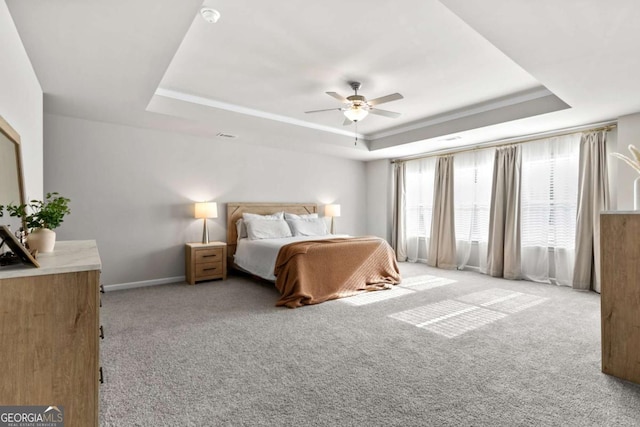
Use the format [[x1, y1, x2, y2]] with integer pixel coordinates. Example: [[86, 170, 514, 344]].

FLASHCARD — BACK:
[[200, 7, 220, 23]]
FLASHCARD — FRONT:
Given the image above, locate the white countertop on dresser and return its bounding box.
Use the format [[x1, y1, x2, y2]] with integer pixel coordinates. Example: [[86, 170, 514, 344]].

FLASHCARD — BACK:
[[0, 240, 101, 279], [601, 211, 640, 214]]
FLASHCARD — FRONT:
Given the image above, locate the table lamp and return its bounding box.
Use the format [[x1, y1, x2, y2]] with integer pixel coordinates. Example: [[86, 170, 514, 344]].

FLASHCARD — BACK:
[[195, 202, 218, 244], [324, 204, 341, 234]]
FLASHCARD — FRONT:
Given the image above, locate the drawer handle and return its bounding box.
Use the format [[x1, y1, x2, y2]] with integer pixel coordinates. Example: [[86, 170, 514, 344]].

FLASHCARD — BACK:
[[100, 325, 104, 340], [202, 254, 218, 258], [100, 284, 105, 294], [99, 367, 104, 384], [203, 267, 218, 271], [100, 297, 102, 308]]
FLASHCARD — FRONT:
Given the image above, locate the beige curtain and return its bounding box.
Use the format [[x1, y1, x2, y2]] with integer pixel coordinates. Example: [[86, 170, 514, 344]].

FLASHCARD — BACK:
[[392, 162, 408, 262], [427, 155, 457, 269], [486, 146, 522, 279], [572, 131, 610, 292]]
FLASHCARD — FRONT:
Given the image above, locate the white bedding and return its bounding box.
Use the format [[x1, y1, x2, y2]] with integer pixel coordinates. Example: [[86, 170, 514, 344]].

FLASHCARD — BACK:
[[234, 234, 349, 281]]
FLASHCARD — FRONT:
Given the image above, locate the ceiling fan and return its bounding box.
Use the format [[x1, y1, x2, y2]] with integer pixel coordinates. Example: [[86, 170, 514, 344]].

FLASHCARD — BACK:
[[305, 81, 403, 125]]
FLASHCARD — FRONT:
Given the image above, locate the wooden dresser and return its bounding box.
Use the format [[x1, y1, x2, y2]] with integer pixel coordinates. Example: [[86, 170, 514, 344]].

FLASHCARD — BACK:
[[600, 212, 640, 385], [0, 240, 102, 426]]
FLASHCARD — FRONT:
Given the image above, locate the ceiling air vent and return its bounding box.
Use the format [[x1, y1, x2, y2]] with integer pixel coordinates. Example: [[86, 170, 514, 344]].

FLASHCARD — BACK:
[[437, 136, 461, 142], [216, 133, 237, 139]]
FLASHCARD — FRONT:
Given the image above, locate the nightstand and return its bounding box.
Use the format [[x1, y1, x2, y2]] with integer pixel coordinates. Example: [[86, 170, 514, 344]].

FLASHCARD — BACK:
[[185, 242, 227, 285]]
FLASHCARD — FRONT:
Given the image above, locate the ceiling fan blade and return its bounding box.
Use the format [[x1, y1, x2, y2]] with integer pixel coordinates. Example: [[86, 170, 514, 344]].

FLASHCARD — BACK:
[[368, 93, 403, 106], [326, 92, 349, 103], [305, 107, 343, 114], [343, 117, 352, 126], [369, 108, 401, 118]]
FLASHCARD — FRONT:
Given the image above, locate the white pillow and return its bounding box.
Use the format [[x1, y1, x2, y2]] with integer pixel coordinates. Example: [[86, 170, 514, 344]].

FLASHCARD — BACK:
[[284, 212, 318, 220], [286, 218, 329, 237], [246, 219, 292, 240], [238, 212, 284, 239], [243, 212, 284, 221]]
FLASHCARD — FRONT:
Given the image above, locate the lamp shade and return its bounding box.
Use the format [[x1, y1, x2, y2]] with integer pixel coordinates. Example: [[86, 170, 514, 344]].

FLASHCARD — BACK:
[[325, 204, 341, 217], [194, 202, 218, 219], [343, 106, 368, 122]]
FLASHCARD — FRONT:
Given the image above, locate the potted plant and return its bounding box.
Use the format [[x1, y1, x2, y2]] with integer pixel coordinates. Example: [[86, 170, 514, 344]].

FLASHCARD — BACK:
[[3, 192, 71, 253]]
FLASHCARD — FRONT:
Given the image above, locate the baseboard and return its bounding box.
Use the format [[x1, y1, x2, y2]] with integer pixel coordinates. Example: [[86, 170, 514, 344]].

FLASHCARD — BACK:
[[103, 276, 185, 292]]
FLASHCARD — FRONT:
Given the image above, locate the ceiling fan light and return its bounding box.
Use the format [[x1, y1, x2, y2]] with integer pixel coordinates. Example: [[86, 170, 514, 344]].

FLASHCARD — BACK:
[[344, 106, 368, 122]]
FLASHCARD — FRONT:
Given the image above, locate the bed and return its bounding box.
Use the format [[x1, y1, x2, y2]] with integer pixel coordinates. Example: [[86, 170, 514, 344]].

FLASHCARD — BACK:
[[227, 202, 401, 308]]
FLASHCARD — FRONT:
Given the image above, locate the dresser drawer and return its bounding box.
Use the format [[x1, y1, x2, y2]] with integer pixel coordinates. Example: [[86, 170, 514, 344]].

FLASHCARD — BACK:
[[195, 248, 223, 264], [195, 261, 223, 278]]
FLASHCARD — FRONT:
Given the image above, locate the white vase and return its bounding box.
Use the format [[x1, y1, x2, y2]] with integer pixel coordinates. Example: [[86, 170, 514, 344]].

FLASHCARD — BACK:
[[27, 228, 57, 253], [635, 177, 640, 211]]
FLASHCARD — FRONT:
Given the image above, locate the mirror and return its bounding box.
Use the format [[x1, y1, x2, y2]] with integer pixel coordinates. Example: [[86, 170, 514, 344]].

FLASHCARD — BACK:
[[0, 115, 27, 232]]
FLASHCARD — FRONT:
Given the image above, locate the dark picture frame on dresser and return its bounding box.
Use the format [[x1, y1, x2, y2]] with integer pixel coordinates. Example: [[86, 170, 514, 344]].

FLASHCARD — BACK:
[[0, 225, 39, 267]]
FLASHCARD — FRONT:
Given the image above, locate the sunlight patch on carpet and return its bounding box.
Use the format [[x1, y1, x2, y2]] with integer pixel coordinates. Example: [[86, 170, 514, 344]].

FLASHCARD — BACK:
[[456, 288, 518, 306], [389, 300, 476, 326], [399, 275, 457, 291], [389, 288, 548, 338], [483, 292, 549, 313], [456, 288, 548, 313], [340, 286, 415, 306], [420, 307, 507, 338]]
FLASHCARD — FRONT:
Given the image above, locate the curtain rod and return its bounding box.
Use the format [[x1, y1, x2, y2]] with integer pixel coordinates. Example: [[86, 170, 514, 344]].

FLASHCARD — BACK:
[[390, 121, 617, 163]]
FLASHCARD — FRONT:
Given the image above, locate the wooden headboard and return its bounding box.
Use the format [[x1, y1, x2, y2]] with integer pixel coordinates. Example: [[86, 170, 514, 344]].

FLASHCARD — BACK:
[[226, 202, 318, 265]]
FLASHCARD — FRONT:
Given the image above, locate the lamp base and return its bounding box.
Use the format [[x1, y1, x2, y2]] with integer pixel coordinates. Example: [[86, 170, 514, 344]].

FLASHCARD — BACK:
[[202, 218, 209, 244]]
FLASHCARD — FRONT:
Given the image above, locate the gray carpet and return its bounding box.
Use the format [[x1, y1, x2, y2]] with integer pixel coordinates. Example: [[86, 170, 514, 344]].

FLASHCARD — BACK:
[[99, 263, 640, 426]]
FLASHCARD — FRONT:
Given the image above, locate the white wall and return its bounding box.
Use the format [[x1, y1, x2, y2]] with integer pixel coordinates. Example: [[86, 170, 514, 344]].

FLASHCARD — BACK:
[[0, 1, 43, 203], [44, 114, 367, 285]]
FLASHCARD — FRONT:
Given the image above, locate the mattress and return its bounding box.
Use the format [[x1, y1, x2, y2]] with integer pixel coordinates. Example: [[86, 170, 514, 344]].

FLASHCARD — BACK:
[[234, 234, 349, 281]]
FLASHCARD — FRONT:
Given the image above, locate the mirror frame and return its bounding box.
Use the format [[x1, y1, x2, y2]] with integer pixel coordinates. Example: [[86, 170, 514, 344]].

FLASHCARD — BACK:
[[0, 115, 27, 232]]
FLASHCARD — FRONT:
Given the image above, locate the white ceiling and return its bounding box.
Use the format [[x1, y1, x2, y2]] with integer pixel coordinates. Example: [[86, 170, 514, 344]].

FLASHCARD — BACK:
[[6, 0, 640, 161]]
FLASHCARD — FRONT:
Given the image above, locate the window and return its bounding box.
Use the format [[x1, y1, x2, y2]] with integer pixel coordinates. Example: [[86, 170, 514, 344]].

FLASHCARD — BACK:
[[454, 149, 494, 270], [405, 157, 436, 238], [521, 135, 579, 249], [404, 157, 436, 262], [520, 134, 580, 285], [454, 150, 493, 242]]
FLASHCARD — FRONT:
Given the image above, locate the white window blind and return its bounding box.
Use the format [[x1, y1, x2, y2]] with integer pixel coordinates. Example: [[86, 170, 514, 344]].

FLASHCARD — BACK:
[[521, 135, 579, 248]]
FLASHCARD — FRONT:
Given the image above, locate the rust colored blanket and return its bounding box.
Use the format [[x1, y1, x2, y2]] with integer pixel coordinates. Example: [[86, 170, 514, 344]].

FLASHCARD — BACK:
[[273, 236, 401, 308]]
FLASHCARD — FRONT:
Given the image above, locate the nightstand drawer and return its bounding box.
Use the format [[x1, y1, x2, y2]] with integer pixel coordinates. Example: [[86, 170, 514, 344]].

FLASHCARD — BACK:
[[195, 261, 223, 278], [195, 248, 223, 264]]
